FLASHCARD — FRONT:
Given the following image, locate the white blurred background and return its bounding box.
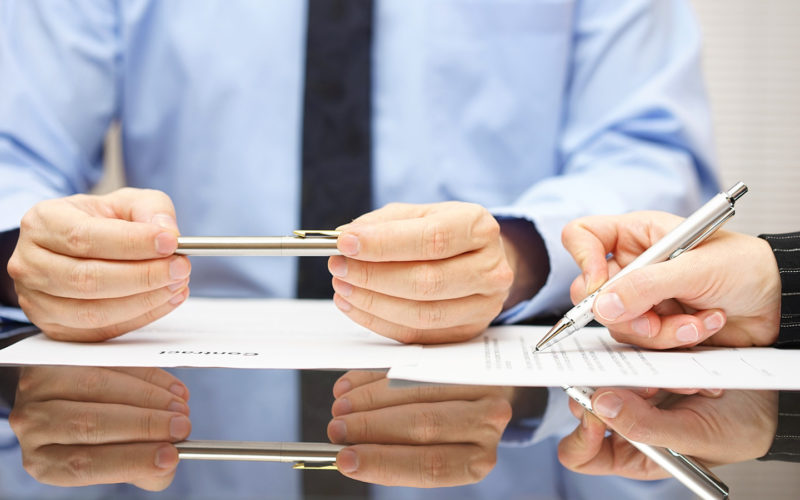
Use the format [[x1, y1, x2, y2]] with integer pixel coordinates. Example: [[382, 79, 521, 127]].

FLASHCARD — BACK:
[[95, 1, 800, 498]]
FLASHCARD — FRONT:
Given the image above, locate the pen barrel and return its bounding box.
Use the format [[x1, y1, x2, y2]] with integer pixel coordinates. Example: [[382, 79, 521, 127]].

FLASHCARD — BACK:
[[627, 442, 729, 500], [175, 440, 343, 463], [175, 237, 341, 256]]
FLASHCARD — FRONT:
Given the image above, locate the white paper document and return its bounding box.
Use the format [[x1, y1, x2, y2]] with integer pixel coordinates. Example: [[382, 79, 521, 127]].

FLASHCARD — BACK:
[[0, 299, 418, 369], [387, 325, 800, 390]]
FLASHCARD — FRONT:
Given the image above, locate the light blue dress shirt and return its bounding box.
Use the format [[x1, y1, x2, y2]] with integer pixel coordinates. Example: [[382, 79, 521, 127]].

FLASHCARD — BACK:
[[0, 1, 717, 498]]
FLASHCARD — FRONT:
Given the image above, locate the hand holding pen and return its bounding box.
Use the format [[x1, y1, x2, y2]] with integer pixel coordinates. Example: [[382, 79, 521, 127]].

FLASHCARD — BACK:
[[557, 189, 781, 349], [536, 183, 750, 351]]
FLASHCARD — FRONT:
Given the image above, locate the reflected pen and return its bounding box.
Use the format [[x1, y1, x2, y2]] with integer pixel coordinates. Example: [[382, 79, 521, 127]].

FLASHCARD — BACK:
[[535, 182, 748, 352], [563, 386, 729, 499]]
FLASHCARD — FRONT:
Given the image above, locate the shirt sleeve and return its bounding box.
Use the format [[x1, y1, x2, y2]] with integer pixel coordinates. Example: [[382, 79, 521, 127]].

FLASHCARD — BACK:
[[492, 0, 720, 322], [758, 232, 800, 461], [0, 0, 121, 232]]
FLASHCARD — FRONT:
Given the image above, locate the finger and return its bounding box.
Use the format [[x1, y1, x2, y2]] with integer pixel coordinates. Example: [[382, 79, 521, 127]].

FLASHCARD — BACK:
[[557, 411, 609, 471], [19, 281, 189, 330], [22, 442, 179, 489], [328, 399, 510, 446], [17, 367, 189, 412], [35, 291, 188, 341], [335, 443, 495, 487], [332, 295, 487, 344], [606, 308, 727, 350], [332, 371, 388, 398], [341, 202, 431, 228], [110, 367, 191, 401], [332, 377, 506, 417], [17, 243, 191, 299], [332, 278, 502, 331], [23, 197, 179, 260], [13, 401, 191, 449], [561, 216, 620, 295], [337, 202, 499, 262], [328, 250, 510, 301]]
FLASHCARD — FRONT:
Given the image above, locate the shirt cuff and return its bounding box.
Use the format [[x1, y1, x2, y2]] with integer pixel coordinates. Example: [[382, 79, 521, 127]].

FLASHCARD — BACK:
[[760, 391, 800, 462]]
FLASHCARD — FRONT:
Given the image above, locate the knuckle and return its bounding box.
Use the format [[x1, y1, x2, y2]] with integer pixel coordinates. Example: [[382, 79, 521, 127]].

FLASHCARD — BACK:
[[619, 418, 652, 443], [70, 261, 102, 296], [421, 222, 449, 260], [72, 408, 102, 444], [410, 407, 443, 443], [75, 304, 110, 329], [8, 407, 28, 435], [64, 448, 95, 483], [416, 303, 445, 330], [65, 222, 93, 256], [139, 411, 159, 440], [465, 451, 495, 483], [21, 452, 49, 483], [485, 397, 513, 428], [413, 264, 445, 299], [6, 253, 23, 281], [19, 209, 38, 234], [397, 327, 425, 345], [419, 448, 448, 487], [469, 206, 499, 241]]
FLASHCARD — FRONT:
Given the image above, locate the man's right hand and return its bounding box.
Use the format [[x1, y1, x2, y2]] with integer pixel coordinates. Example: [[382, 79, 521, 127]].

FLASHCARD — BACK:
[[7, 188, 191, 341], [9, 366, 192, 490], [561, 211, 782, 349]]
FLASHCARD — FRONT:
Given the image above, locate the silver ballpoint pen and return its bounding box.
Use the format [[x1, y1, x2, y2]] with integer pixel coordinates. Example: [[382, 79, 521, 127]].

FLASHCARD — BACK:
[[535, 182, 748, 352], [563, 386, 729, 500], [175, 230, 342, 257], [175, 440, 344, 470]]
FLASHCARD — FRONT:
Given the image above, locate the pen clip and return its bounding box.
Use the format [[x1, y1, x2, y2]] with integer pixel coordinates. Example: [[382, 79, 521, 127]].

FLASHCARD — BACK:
[[292, 461, 339, 470], [668, 210, 734, 260], [292, 230, 342, 239]]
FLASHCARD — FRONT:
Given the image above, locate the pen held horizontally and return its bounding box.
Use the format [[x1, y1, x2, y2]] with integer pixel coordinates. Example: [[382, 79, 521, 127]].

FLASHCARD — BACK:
[[175, 230, 342, 257], [535, 182, 748, 352]]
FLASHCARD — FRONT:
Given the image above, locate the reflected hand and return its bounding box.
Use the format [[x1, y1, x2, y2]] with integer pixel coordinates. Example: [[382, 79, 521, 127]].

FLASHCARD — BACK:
[[561, 211, 781, 349], [558, 387, 777, 479], [8, 188, 191, 341], [327, 370, 513, 487], [9, 366, 192, 490], [329, 202, 516, 344]]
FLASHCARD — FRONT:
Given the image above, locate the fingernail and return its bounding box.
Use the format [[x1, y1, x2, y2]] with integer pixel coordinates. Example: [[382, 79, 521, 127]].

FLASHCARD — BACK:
[[169, 257, 190, 280], [631, 316, 651, 338], [334, 294, 352, 312], [676, 323, 699, 343], [707, 388, 723, 397], [152, 213, 178, 231], [595, 293, 625, 321], [169, 384, 186, 398], [703, 312, 725, 332], [339, 234, 360, 256], [170, 415, 191, 440], [594, 392, 623, 419], [329, 419, 347, 443], [155, 445, 178, 469], [332, 398, 353, 416], [155, 232, 177, 255], [333, 378, 352, 398], [332, 279, 353, 298], [337, 448, 359, 473], [329, 256, 348, 278], [169, 289, 187, 305], [168, 278, 188, 292], [168, 400, 189, 415]]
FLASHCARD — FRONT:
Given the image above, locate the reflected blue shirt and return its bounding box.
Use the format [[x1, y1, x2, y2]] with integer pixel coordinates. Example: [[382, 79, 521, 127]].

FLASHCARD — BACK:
[[0, 0, 716, 498]]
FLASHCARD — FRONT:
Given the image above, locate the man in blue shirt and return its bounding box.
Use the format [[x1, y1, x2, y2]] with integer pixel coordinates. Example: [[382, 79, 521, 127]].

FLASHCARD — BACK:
[[0, 1, 717, 498]]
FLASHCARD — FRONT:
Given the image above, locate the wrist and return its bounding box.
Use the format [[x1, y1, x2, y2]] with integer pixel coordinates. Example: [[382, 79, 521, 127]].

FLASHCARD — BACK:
[[498, 218, 549, 312]]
